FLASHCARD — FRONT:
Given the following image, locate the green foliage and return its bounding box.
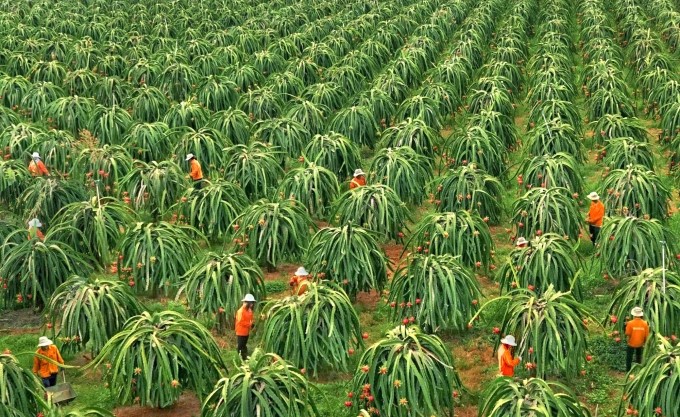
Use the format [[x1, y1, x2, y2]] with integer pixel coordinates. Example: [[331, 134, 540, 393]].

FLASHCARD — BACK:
[[331, 185, 410, 241], [173, 179, 249, 241], [475, 286, 592, 379], [0, 159, 30, 206], [444, 125, 506, 177], [118, 160, 187, 216], [46, 275, 144, 355], [368, 147, 433, 205], [304, 132, 362, 179], [380, 118, 438, 160], [619, 337, 680, 417], [201, 349, 320, 417], [498, 234, 582, 299], [407, 211, 494, 269], [604, 268, 680, 337], [602, 137, 654, 170], [305, 224, 388, 297], [518, 153, 584, 194], [278, 163, 339, 219], [118, 222, 202, 294], [479, 377, 592, 417], [433, 165, 503, 224], [51, 197, 136, 268], [89, 311, 226, 408], [224, 142, 283, 201], [511, 188, 582, 241], [388, 254, 482, 332], [231, 198, 314, 268], [19, 178, 88, 226], [349, 326, 461, 417], [73, 144, 133, 195], [0, 353, 48, 416], [178, 251, 265, 321], [598, 217, 676, 278], [262, 281, 363, 375], [601, 164, 671, 220], [0, 230, 93, 308], [328, 106, 378, 149]]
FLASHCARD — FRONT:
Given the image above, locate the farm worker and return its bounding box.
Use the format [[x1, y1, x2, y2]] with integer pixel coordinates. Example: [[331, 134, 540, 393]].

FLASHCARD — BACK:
[[185, 153, 203, 190], [33, 336, 64, 388], [497, 335, 521, 377], [625, 307, 649, 371], [28, 152, 49, 176], [290, 266, 310, 296], [515, 237, 528, 248], [586, 191, 604, 244], [27, 218, 45, 241], [235, 293, 256, 360], [350, 168, 366, 190]]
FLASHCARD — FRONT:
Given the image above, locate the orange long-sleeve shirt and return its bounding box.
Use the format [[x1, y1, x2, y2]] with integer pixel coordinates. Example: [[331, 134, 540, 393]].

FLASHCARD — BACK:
[[235, 305, 254, 336], [189, 159, 203, 181], [350, 177, 366, 190], [625, 318, 649, 348], [27, 227, 45, 241], [498, 345, 520, 377], [28, 160, 49, 176], [588, 201, 605, 227], [33, 345, 64, 378]]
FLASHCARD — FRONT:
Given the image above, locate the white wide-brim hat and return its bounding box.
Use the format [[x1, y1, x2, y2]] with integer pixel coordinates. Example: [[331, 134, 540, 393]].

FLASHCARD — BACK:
[[242, 293, 256, 303], [38, 336, 53, 347], [31, 152, 40, 159], [631, 307, 644, 317], [185, 153, 195, 161], [515, 237, 528, 246], [500, 335, 517, 346], [587, 192, 600, 200], [28, 218, 42, 228], [353, 168, 365, 177], [294, 266, 309, 276]]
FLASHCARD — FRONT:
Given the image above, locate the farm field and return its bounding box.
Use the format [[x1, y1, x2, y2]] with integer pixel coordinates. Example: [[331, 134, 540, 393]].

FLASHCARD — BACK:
[[1, 0, 680, 416]]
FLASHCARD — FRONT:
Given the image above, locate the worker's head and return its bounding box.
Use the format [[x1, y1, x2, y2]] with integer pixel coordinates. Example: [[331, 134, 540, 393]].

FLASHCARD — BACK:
[[27, 218, 42, 229], [294, 266, 309, 278], [38, 336, 53, 351], [587, 191, 600, 202], [242, 293, 256, 309], [631, 306, 644, 318], [500, 335, 517, 348], [353, 168, 365, 179], [31, 152, 40, 161], [515, 237, 528, 248], [185, 153, 195, 162]]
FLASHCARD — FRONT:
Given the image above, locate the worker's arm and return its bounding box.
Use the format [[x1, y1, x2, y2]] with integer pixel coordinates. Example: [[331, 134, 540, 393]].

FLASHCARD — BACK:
[[625, 321, 632, 337], [503, 350, 520, 367], [55, 347, 64, 365], [37, 229, 45, 241], [33, 355, 39, 374], [38, 161, 49, 176]]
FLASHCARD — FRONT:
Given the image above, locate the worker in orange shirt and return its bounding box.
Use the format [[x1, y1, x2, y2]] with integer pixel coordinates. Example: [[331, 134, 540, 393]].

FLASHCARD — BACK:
[[28, 152, 49, 176], [586, 191, 604, 244], [625, 307, 649, 371], [289, 266, 310, 295], [235, 293, 256, 360], [350, 168, 366, 190], [27, 218, 45, 241], [185, 153, 203, 190], [497, 335, 521, 377], [33, 336, 64, 387]]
